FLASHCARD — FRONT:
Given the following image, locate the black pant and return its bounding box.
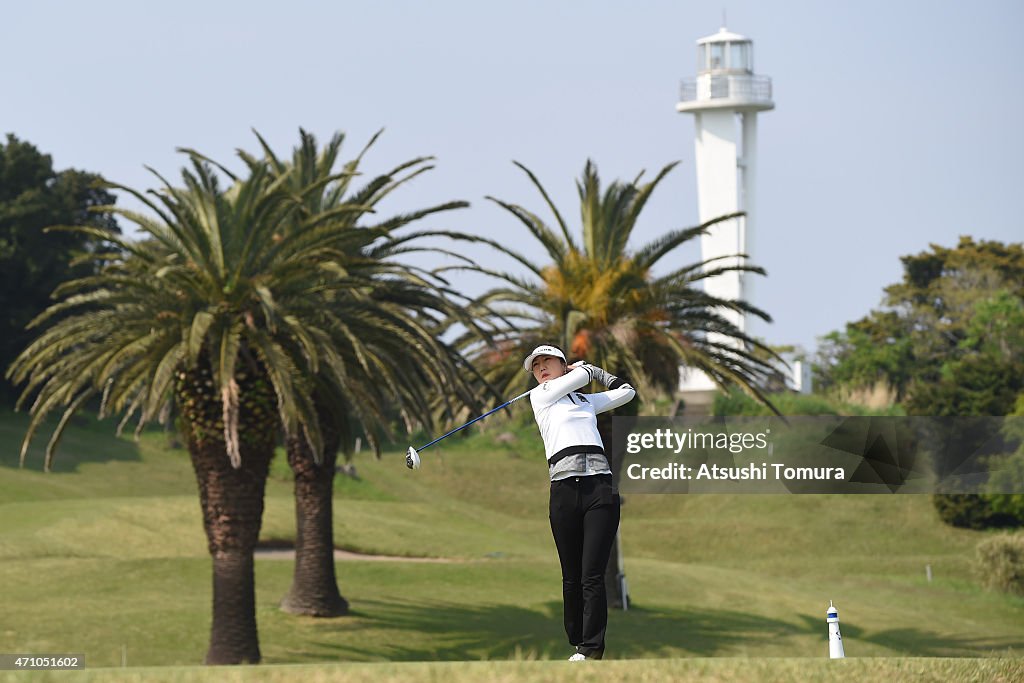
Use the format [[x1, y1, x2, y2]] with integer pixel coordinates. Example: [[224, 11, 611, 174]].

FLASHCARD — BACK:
[[548, 474, 620, 659]]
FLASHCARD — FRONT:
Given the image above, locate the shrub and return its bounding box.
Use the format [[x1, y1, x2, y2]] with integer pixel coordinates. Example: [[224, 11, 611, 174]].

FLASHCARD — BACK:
[[976, 533, 1024, 596], [932, 451, 1024, 531], [984, 451, 1024, 523], [933, 494, 1020, 530], [712, 389, 899, 417]]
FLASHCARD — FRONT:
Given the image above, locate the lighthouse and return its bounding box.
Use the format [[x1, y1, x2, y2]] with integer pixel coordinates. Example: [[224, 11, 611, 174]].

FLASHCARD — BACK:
[[677, 26, 776, 398], [678, 25, 773, 333]]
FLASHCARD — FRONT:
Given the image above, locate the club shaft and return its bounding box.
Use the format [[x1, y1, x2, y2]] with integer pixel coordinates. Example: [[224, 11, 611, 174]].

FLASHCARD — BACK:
[[417, 390, 531, 451]]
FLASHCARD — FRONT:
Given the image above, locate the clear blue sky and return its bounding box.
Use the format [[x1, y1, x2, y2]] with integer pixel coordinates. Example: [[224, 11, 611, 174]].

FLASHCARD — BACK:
[[4, 0, 1022, 353]]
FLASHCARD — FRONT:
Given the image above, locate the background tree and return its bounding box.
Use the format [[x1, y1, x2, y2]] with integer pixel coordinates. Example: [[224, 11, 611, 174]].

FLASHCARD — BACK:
[[814, 237, 1024, 527], [7, 147, 385, 664], [0, 134, 119, 403], [460, 159, 781, 606], [814, 312, 914, 402], [816, 238, 1024, 405], [254, 129, 493, 617]]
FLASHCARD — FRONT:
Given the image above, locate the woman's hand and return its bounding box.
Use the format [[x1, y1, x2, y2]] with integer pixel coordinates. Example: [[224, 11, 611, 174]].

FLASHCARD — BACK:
[[567, 360, 587, 370]]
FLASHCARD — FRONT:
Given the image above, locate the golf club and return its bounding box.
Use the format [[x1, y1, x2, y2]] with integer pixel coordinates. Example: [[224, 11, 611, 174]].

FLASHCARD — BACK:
[[406, 389, 532, 469]]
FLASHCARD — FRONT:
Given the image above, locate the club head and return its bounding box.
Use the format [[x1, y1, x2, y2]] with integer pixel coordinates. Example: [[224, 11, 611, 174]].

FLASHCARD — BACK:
[[405, 446, 421, 470]]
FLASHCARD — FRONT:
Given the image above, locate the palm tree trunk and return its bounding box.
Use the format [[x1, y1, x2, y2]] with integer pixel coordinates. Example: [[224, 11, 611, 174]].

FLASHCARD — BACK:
[[208, 548, 259, 664], [280, 418, 348, 617], [188, 436, 273, 664], [178, 365, 276, 665]]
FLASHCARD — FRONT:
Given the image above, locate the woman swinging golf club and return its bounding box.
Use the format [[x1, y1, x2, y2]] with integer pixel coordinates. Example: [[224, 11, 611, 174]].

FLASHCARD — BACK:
[[523, 344, 636, 662]]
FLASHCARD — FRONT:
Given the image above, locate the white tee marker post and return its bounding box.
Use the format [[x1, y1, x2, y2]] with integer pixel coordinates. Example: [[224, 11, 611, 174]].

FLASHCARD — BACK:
[[827, 600, 846, 658]]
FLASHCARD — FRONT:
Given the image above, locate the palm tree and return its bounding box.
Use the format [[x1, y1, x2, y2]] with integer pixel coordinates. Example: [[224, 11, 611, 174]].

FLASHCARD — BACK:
[[255, 130, 494, 616], [462, 159, 782, 605], [467, 160, 780, 400], [6, 149, 382, 663]]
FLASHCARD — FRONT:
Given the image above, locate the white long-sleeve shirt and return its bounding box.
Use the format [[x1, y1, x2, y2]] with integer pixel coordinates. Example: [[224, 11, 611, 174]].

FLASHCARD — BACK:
[[530, 364, 636, 480]]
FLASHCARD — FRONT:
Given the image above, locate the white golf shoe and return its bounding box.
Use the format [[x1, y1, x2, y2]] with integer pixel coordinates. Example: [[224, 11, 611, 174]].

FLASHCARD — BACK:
[[568, 652, 587, 661]]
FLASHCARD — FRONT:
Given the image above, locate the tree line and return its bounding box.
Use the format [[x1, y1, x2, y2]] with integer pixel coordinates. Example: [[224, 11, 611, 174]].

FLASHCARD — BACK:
[[814, 237, 1024, 528]]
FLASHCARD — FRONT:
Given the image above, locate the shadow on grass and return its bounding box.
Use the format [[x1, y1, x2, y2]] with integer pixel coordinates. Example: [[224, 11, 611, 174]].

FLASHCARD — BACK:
[[281, 597, 564, 662], [278, 598, 823, 663], [614, 602, 818, 657], [275, 599, 807, 661], [274, 597, 1024, 662], [0, 410, 142, 472]]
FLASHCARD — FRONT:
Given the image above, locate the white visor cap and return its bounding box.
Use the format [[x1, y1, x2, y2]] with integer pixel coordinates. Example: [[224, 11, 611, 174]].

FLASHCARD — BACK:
[[523, 345, 567, 372]]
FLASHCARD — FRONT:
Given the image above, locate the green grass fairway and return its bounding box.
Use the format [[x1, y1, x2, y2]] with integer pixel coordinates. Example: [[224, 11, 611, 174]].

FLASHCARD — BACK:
[[1, 409, 1022, 679], [2, 659, 1023, 683]]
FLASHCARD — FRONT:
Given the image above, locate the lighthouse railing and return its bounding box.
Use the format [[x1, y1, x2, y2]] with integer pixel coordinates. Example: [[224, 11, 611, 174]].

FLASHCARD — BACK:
[[680, 74, 772, 103]]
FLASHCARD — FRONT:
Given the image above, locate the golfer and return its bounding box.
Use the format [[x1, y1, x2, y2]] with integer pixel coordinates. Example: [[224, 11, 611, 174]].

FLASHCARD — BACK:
[[524, 344, 636, 661]]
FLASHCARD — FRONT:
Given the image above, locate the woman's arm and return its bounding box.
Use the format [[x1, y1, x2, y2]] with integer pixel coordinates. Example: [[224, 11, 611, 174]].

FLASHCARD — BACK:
[[530, 362, 634, 409], [530, 365, 592, 408], [578, 363, 636, 413], [587, 385, 636, 414], [584, 364, 631, 391]]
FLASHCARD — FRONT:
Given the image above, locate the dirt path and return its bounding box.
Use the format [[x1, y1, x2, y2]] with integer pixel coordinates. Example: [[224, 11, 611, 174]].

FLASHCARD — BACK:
[[254, 547, 460, 563]]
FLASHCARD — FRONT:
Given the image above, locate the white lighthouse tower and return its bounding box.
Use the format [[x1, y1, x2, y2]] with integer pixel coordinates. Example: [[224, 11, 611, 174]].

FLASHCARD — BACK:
[[677, 26, 775, 398]]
